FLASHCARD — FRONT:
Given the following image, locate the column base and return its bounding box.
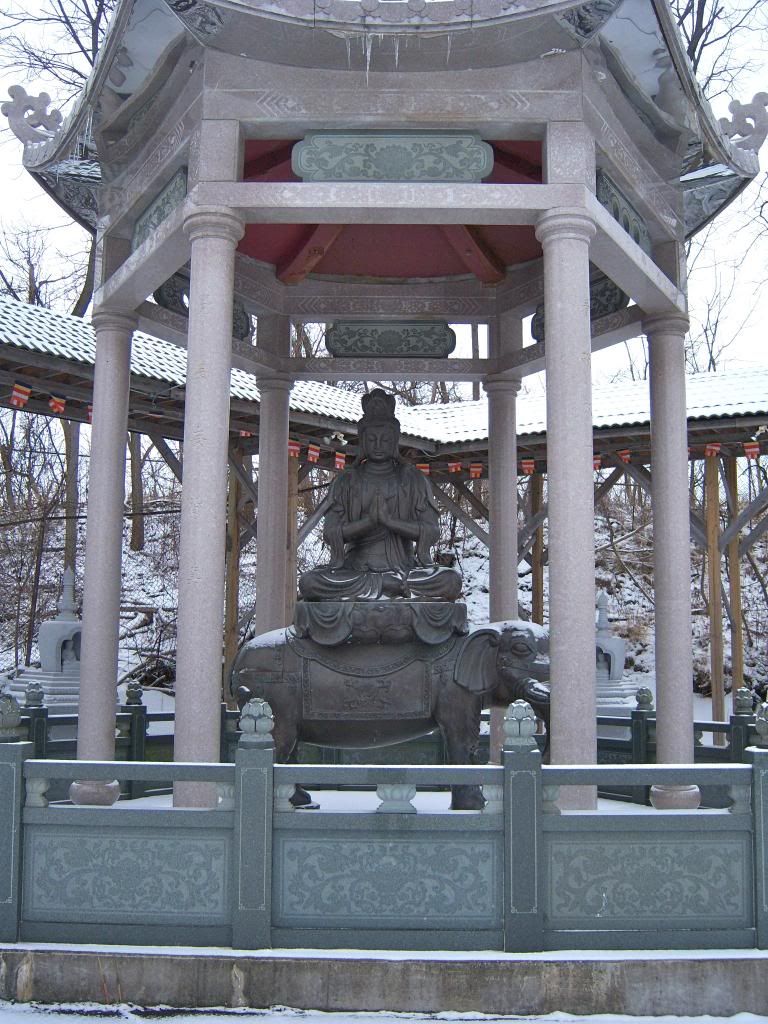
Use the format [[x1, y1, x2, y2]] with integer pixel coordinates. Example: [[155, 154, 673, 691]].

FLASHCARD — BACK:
[[69, 779, 120, 806], [649, 784, 701, 810], [173, 780, 218, 809], [557, 785, 597, 811]]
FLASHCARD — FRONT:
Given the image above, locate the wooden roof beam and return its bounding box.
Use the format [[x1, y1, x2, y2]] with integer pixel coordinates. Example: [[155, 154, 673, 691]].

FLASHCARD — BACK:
[[277, 224, 346, 285], [440, 225, 505, 284]]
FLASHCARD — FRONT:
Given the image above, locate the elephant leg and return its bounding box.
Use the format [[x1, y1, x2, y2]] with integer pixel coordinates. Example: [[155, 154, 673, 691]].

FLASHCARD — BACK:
[[273, 705, 319, 809], [435, 689, 485, 811]]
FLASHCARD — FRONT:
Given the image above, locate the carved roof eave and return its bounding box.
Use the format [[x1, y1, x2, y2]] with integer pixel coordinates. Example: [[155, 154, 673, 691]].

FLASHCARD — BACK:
[[18, 0, 136, 175], [650, 0, 759, 182], [8, 0, 761, 241]]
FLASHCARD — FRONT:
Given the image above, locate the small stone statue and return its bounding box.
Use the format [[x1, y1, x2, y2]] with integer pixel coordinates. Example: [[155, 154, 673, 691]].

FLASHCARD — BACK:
[[239, 698, 275, 739], [635, 687, 654, 710], [734, 687, 755, 715], [125, 681, 144, 706], [24, 681, 44, 708], [299, 389, 461, 603], [503, 699, 538, 751]]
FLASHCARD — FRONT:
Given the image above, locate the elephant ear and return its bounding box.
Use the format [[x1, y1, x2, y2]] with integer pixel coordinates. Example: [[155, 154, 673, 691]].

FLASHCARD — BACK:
[[453, 628, 501, 694]]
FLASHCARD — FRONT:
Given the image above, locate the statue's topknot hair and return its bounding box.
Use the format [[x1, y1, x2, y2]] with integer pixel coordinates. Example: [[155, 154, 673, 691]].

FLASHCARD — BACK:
[[360, 388, 398, 426], [355, 388, 403, 464]]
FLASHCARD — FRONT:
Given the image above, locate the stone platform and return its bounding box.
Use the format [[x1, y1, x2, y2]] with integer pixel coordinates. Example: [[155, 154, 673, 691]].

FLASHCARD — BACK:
[[1, 945, 767, 1016]]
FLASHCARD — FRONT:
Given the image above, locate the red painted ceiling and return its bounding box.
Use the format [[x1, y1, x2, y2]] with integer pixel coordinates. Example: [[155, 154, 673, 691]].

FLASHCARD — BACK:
[[238, 139, 543, 282]]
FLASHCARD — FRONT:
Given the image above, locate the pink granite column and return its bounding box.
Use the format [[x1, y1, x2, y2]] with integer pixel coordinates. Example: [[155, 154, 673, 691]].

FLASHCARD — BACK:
[[484, 377, 521, 624], [253, 374, 293, 635], [535, 208, 597, 808], [646, 313, 700, 809], [72, 309, 136, 805], [484, 373, 522, 762], [174, 207, 244, 807]]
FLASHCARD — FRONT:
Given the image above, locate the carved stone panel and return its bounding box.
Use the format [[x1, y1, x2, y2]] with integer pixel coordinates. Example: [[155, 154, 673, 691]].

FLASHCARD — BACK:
[[0, 764, 17, 905], [557, 0, 621, 41], [154, 271, 253, 341], [293, 132, 494, 183], [162, 0, 226, 40], [596, 170, 651, 253], [326, 321, 457, 358], [545, 834, 751, 929], [273, 832, 502, 928], [132, 167, 187, 251], [23, 827, 231, 923]]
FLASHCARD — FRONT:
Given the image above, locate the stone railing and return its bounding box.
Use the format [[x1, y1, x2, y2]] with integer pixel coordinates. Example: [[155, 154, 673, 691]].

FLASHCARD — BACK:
[[1, 698, 765, 952]]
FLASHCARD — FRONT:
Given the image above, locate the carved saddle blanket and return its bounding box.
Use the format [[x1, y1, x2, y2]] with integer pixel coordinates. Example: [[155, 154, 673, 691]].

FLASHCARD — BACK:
[[288, 635, 458, 721]]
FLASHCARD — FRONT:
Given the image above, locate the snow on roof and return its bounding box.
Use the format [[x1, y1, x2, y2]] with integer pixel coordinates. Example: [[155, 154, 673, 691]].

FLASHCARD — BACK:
[[1, 297, 766, 444], [0, 295, 363, 423], [398, 369, 768, 444]]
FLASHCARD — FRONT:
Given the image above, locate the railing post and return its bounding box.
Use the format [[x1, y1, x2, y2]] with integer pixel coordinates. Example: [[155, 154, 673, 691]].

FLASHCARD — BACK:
[[631, 686, 653, 762], [630, 687, 654, 804], [751, 740, 768, 948], [232, 698, 274, 949], [23, 681, 48, 758], [0, 694, 32, 940], [121, 682, 147, 799], [730, 688, 754, 763], [502, 700, 543, 952], [220, 702, 238, 762]]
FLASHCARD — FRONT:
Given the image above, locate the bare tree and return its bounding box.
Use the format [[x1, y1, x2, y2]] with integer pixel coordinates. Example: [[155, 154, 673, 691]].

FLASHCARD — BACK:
[[0, 223, 92, 314], [0, 412, 67, 668], [669, 0, 766, 99], [0, 0, 115, 101]]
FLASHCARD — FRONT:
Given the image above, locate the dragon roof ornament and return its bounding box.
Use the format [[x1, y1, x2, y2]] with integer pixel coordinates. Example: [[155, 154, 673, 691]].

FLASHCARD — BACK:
[[1, 85, 63, 145], [719, 93, 768, 155]]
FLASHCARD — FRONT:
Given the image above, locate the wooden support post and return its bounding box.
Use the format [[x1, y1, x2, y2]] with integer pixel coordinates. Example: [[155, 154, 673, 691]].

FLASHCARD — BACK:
[[531, 472, 545, 625], [471, 324, 480, 402], [62, 420, 80, 574], [285, 456, 299, 623], [705, 455, 725, 741], [725, 456, 744, 693], [128, 432, 145, 551], [223, 452, 242, 702]]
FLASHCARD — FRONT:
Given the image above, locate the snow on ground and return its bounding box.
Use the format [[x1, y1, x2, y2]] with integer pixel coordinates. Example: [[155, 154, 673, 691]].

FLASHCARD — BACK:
[[0, 1003, 766, 1024]]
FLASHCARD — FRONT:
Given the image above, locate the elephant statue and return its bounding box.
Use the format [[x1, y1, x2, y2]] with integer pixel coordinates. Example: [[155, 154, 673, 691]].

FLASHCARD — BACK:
[[231, 619, 551, 810]]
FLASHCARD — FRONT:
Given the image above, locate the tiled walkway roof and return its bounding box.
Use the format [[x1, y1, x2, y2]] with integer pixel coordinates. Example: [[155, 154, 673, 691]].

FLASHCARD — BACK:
[[400, 369, 768, 444], [1, 297, 767, 451]]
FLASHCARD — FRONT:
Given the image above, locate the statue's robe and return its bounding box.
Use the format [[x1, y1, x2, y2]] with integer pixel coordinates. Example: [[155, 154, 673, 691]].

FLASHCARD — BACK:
[[299, 460, 461, 602]]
